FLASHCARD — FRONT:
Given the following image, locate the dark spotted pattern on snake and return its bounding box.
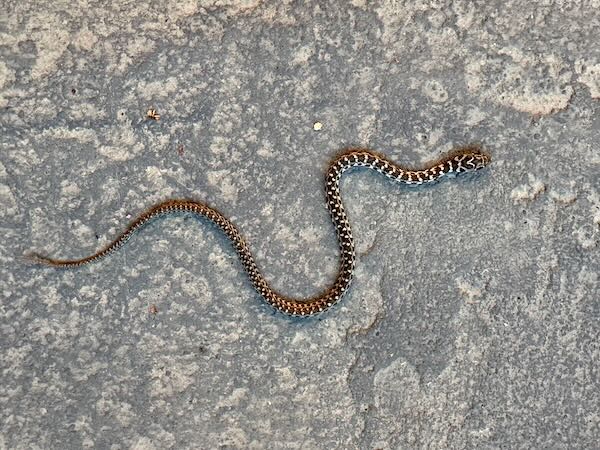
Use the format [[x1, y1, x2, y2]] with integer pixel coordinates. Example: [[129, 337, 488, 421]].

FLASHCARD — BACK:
[[27, 147, 490, 316]]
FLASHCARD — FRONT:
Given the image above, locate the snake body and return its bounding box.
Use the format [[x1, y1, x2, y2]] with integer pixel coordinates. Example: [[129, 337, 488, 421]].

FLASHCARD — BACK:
[[28, 147, 490, 316]]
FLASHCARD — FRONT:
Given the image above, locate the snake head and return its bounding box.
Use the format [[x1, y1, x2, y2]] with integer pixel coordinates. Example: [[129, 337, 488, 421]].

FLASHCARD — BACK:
[[449, 147, 491, 173]]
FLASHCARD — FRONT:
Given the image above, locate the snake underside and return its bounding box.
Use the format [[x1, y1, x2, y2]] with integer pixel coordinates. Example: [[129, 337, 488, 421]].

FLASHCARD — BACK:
[[27, 147, 490, 316]]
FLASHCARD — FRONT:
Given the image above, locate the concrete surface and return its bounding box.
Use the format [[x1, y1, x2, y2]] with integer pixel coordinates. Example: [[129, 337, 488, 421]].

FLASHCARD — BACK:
[[1, 1, 599, 449]]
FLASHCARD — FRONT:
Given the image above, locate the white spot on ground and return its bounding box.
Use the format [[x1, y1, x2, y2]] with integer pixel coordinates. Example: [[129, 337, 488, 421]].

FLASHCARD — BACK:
[[98, 145, 134, 161], [206, 169, 238, 203], [209, 135, 230, 155], [149, 360, 200, 397], [510, 174, 546, 203], [73, 26, 98, 52], [358, 115, 377, 142], [293, 45, 314, 65], [575, 58, 600, 99], [145, 166, 169, 191], [456, 277, 484, 301], [216, 387, 248, 409], [423, 79, 449, 103], [0, 184, 17, 218], [98, 125, 143, 161], [256, 141, 274, 157], [136, 76, 179, 101], [465, 47, 574, 115], [58, 180, 82, 209], [25, 13, 70, 80], [130, 436, 160, 450], [463, 106, 486, 126], [40, 127, 98, 144], [0, 61, 15, 107], [200, 0, 261, 15], [549, 186, 577, 205], [587, 190, 600, 227], [95, 395, 134, 427], [573, 227, 597, 250]]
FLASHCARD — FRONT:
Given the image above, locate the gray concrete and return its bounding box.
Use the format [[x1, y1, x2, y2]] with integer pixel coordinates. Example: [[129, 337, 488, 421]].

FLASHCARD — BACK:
[[1, 1, 599, 449]]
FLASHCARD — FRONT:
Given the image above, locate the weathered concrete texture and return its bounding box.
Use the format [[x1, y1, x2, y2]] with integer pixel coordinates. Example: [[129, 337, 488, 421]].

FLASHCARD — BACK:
[[1, 1, 599, 448]]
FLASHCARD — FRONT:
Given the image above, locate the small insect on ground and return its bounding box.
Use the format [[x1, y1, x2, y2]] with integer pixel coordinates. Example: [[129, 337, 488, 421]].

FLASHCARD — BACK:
[[146, 108, 160, 121]]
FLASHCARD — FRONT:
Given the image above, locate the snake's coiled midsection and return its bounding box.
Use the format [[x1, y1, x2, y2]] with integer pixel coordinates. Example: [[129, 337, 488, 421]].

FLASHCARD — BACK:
[[27, 147, 490, 316]]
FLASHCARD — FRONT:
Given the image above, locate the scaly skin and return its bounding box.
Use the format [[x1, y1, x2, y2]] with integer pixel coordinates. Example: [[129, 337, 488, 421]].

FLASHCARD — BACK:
[[27, 147, 491, 316]]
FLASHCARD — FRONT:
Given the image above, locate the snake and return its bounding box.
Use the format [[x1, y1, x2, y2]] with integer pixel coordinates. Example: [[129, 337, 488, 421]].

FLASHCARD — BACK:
[[27, 147, 490, 317]]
